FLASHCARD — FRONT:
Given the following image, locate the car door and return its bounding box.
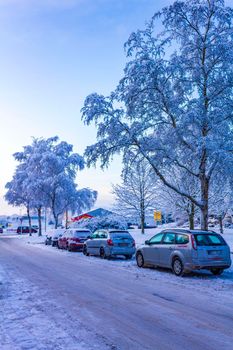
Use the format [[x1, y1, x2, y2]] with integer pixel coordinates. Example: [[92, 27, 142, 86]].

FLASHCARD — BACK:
[[66, 230, 72, 247], [61, 231, 68, 248], [87, 232, 100, 255], [159, 232, 176, 267], [143, 233, 165, 265], [95, 231, 108, 255]]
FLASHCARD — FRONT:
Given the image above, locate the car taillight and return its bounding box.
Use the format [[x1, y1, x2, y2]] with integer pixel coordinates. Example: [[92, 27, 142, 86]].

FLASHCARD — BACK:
[[191, 235, 197, 250], [107, 239, 114, 246]]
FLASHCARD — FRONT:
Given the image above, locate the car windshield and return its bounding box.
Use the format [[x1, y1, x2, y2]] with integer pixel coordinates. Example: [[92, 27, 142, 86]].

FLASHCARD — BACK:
[[74, 231, 90, 238], [53, 230, 64, 237], [194, 234, 226, 246], [110, 232, 132, 239]]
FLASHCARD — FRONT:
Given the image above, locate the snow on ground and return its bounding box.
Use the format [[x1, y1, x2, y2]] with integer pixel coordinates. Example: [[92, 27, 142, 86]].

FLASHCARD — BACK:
[[0, 226, 233, 350]]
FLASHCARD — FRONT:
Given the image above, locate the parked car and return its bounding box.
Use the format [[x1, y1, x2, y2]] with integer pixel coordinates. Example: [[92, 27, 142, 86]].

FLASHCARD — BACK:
[[58, 229, 91, 251], [83, 229, 136, 259], [49, 229, 66, 247], [45, 229, 63, 245], [136, 229, 231, 276], [224, 222, 233, 228], [17, 226, 37, 234]]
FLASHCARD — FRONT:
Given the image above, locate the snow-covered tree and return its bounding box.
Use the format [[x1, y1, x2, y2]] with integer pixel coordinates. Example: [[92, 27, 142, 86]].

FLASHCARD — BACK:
[[209, 171, 233, 233], [112, 159, 158, 233], [5, 163, 34, 235], [156, 166, 200, 229], [82, 0, 233, 230], [6, 137, 97, 232]]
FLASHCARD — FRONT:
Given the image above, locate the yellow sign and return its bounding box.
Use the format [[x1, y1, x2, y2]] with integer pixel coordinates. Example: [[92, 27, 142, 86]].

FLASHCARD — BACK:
[[154, 211, 162, 221]]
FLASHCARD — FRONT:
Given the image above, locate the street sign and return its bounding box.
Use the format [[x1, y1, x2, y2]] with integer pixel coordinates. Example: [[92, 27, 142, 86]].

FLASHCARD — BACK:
[[154, 211, 162, 221]]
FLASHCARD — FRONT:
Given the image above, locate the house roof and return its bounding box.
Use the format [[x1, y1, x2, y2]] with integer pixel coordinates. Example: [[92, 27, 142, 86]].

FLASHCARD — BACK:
[[87, 208, 113, 217], [71, 208, 114, 222]]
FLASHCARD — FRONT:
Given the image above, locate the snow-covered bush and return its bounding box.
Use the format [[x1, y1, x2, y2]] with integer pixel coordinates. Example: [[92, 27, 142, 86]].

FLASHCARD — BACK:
[[73, 214, 127, 232]]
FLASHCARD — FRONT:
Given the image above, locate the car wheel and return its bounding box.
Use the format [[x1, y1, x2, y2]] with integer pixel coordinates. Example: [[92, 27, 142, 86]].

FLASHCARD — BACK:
[[172, 257, 184, 276], [100, 247, 106, 259], [125, 255, 132, 260], [83, 245, 89, 256], [67, 244, 71, 251], [136, 252, 144, 268], [211, 268, 224, 276]]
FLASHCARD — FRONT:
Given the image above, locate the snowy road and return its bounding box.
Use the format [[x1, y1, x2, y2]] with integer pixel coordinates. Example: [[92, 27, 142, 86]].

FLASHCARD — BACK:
[[0, 236, 233, 350]]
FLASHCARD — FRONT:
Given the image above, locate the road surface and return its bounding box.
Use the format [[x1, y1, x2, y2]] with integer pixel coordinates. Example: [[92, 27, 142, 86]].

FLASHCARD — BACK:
[[0, 236, 233, 350]]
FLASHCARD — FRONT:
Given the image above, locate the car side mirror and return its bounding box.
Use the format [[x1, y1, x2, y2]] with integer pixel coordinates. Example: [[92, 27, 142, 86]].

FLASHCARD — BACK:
[[145, 240, 150, 245]]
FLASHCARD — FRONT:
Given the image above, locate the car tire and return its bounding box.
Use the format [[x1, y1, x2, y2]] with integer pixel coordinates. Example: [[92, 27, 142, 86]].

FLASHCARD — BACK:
[[136, 252, 144, 268], [100, 247, 106, 259], [125, 255, 132, 260], [211, 268, 224, 276], [83, 245, 89, 256], [67, 245, 71, 252], [172, 257, 184, 276]]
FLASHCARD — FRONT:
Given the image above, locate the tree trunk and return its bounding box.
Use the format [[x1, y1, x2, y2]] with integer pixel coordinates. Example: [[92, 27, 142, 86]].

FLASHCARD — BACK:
[[37, 206, 42, 236], [219, 215, 223, 234], [140, 213, 145, 234], [65, 210, 69, 229], [54, 215, 59, 229], [27, 205, 32, 236], [44, 207, 47, 232], [189, 202, 195, 230], [200, 204, 208, 231], [200, 170, 209, 231], [140, 199, 145, 234]]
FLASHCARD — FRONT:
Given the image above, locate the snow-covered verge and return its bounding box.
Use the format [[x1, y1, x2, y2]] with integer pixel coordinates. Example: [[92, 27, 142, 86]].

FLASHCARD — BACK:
[[6, 225, 232, 295], [2, 225, 233, 298], [11, 223, 233, 252]]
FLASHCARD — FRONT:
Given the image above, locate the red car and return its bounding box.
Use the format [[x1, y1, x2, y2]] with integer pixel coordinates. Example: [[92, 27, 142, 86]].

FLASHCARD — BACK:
[[58, 229, 91, 251], [17, 226, 37, 234]]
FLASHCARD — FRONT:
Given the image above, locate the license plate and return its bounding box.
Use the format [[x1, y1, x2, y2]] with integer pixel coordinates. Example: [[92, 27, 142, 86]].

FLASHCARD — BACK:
[[118, 243, 128, 247], [208, 250, 222, 256]]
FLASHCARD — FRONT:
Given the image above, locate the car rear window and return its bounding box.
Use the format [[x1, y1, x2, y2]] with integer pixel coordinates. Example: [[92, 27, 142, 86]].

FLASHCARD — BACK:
[[74, 230, 90, 238], [194, 234, 226, 246], [110, 232, 132, 239]]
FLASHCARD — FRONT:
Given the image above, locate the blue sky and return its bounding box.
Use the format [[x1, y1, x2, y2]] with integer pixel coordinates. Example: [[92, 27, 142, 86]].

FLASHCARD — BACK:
[[2, 0, 224, 214]]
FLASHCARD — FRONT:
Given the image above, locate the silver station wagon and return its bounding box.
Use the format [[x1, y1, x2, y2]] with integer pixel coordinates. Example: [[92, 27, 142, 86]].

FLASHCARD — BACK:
[[136, 229, 232, 276], [83, 229, 136, 259]]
